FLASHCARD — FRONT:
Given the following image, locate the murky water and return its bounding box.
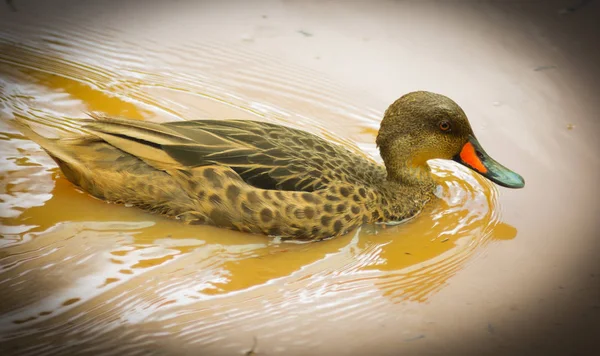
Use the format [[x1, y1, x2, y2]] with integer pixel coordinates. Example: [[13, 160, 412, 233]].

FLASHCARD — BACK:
[[1, 1, 599, 355]]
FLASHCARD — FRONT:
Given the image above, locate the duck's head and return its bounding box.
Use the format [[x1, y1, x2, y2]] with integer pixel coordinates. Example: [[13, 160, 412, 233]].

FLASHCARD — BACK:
[[376, 91, 524, 188]]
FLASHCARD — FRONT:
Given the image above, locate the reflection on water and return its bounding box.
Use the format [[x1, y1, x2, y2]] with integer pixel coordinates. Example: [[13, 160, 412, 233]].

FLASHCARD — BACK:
[[0, 12, 516, 355]]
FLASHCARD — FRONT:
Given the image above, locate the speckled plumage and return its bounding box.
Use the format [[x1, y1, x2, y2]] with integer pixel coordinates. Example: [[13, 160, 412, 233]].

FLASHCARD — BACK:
[[15, 91, 522, 240]]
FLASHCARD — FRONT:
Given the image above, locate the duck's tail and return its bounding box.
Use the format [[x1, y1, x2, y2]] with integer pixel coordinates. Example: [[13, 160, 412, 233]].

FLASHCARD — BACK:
[[13, 114, 86, 157], [11, 115, 102, 184]]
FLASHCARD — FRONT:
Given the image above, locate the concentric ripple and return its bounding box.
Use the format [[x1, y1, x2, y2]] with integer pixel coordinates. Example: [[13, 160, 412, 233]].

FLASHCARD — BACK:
[[0, 12, 516, 355]]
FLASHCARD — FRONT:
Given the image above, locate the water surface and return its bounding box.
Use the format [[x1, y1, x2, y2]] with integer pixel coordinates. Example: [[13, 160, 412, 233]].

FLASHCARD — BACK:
[[1, 1, 599, 355]]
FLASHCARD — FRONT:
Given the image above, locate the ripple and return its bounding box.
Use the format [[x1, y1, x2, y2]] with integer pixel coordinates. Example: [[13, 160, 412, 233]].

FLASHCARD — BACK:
[[0, 11, 516, 355]]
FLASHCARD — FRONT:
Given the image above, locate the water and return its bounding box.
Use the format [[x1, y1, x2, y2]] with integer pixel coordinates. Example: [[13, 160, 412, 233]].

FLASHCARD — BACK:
[[1, 1, 599, 355]]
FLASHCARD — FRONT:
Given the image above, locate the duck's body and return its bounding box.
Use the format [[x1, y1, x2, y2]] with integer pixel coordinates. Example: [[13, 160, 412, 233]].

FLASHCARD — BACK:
[[16, 91, 524, 240]]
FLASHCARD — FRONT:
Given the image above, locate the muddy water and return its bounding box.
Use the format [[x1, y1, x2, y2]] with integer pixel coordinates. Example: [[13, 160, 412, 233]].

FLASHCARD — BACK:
[[1, 1, 599, 355]]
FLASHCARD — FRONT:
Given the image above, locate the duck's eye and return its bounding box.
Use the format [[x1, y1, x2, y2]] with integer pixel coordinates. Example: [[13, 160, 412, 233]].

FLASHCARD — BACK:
[[439, 120, 451, 132]]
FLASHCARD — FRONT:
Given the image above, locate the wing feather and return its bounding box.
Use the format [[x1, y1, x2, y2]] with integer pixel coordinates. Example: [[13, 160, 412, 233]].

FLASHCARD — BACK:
[[84, 118, 376, 192]]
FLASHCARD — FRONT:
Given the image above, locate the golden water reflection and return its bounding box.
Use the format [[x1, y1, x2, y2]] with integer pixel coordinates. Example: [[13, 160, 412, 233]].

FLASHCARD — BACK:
[[1, 156, 515, 331]]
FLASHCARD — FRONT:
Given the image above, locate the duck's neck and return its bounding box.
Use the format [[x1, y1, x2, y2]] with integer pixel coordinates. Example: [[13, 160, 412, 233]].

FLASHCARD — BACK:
[[379, 142, 436, 188], [387, 162, 434, 187], [377, 149, 437, 222]]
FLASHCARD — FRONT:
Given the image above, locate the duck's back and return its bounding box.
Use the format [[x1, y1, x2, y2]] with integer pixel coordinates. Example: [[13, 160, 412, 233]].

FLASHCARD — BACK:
[[157, 119, 387, 192]]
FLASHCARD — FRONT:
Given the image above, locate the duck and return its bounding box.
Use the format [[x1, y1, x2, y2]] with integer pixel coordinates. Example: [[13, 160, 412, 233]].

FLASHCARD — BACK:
[[15, 91, 524, 240]]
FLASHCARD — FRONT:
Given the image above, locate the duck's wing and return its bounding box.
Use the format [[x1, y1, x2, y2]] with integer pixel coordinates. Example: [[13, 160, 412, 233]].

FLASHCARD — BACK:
[[84, 117, 376, 192]]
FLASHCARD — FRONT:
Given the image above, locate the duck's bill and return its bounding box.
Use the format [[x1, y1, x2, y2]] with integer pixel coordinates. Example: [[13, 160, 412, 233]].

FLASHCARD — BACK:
[[453, 136, 525, 189]]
